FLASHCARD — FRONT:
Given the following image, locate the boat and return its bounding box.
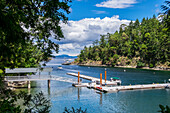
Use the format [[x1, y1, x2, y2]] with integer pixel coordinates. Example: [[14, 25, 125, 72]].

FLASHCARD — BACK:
[[110, 77, 121, 85], [62, 59, 71, 65], [57, 66, 63, 69], [62, 62, 71, 65]]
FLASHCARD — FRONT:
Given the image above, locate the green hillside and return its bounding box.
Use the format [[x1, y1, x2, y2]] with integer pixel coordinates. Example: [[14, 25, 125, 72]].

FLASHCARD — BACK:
[[75, 15, 170, 69]]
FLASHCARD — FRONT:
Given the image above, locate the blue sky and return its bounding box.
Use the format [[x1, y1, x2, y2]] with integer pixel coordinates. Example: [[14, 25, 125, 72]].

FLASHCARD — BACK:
[[68, 0, 163, 21], [54, 0, 165, 56]]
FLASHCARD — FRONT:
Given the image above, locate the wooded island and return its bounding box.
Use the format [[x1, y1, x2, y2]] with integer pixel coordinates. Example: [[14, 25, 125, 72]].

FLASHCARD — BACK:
[[73, 15, 170, 70]]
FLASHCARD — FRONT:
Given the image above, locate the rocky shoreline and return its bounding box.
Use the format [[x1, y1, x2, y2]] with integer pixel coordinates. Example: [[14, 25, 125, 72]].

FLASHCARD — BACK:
[[71, 62, 170, 71]]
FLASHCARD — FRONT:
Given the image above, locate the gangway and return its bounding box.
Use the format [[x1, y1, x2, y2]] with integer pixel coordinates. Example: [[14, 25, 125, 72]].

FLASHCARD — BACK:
[[4, 68, 76, 89]]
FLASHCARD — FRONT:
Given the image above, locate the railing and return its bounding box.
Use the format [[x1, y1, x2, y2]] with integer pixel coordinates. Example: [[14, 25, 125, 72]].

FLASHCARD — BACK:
[[4, 75, 76, 83], [4, 76, 29, 81], [5, 68, 53, 75]]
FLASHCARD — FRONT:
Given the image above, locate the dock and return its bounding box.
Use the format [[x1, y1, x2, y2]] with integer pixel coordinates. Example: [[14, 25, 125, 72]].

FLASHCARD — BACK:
[[4, 68, 76, 89], [5, 68, 170, 93], [88, 83, 170, 93], [67, 72, 121, 86]]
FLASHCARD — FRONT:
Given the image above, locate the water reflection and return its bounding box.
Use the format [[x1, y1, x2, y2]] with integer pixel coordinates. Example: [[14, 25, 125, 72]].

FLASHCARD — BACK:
[[97, 92, 102, 105], [77, 88, 80, 101], [48, 87, 50, 95]]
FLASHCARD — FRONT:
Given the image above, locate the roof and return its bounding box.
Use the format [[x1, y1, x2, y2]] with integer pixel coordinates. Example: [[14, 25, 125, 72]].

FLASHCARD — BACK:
[[110, 77, 120, 80]]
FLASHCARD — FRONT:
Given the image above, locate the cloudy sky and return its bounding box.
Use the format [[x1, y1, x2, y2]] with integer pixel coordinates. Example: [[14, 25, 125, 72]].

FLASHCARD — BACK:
[[53, 0, 164, 56]]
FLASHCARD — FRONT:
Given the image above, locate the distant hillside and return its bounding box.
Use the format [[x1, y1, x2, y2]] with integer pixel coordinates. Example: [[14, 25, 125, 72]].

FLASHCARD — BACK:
[[55, 54, 77, 59]]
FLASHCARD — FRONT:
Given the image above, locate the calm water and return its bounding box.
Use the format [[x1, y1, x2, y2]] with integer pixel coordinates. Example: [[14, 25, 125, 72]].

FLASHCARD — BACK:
[[18, 59, 170, 113]]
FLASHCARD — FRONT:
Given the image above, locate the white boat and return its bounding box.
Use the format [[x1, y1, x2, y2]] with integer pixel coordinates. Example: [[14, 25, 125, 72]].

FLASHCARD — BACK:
[[110, 77, 121, 85], [58, 66, 63, 69]]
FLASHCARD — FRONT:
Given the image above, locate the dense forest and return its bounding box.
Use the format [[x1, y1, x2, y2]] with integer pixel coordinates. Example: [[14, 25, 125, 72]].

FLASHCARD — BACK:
[[75, 14, 170, 68]]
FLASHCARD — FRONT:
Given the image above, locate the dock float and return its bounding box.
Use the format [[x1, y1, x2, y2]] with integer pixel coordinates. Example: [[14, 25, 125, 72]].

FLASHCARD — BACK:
[[67, 72, 121, 86], [93, 83, 170, 93]]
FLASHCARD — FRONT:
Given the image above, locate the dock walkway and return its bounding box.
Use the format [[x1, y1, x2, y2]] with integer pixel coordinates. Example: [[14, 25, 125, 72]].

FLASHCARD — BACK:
[[4, 75, 76, 83], [67, 72, 120, 85], [89, 83, 170, 93]]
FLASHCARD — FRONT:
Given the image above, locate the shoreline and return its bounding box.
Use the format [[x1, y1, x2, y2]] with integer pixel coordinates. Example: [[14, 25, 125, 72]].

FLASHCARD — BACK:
[[71, 63, 170, 71]]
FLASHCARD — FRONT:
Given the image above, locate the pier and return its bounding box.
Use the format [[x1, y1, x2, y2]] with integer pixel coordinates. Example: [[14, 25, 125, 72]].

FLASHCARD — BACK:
[[67, 72, 170, 93], [4, 68, 76, 89], [92, 83, 170, 93], [4, 68, 170, 93], [67, 72, 121, 86]]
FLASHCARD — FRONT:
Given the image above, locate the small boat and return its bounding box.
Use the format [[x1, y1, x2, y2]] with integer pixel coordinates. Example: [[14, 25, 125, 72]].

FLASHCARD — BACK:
[[110, 77, 121, 85], [62, 59, 72, 65], [57, 66, 63, 69], [62, 62, 71, 65]]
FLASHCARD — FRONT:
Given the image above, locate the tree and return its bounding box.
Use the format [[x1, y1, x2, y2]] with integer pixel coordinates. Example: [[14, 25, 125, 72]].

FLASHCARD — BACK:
[[0, 0, 71, 71], [158, 104, 170, 113], [64, 107, 87, 113], [161, 1, 170, 16], [76, 2, 169, 68]]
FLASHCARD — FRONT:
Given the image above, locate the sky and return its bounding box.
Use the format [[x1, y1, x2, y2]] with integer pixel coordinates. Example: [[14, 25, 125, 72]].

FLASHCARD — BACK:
[[53, 0, 165, 56]]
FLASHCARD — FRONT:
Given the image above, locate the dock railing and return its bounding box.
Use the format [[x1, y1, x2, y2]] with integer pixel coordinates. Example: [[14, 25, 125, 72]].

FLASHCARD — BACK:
[[4, 67, 53, 81], [4, 76, 29, 81]]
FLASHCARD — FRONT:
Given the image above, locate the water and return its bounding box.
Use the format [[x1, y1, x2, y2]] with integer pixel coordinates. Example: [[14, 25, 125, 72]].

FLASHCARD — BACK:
[[17, 59, 170, 113]]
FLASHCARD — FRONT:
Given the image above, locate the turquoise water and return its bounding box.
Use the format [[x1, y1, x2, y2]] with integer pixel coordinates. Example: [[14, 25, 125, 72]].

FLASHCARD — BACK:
[[24, 59, 170, 113]]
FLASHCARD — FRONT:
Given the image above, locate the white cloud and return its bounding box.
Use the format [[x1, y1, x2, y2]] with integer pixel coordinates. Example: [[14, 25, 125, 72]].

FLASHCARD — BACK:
[[92, 10, 107, 14], [56, 15, 131, 56], [95, 0, 137, 9]]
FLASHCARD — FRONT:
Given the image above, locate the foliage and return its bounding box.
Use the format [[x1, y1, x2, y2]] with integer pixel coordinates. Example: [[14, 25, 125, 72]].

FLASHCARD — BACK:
[[136, 61, 145, 68], [0, 78, 51, 113], [77, 13, 170, 68], [158, 104, 170, 113], [161, 1, 170, 16], [63, 107, 87, 113], [0, 0, 71, 72]]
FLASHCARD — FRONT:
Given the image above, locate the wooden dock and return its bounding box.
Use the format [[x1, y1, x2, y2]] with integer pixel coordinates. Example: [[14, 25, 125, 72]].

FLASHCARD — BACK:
[[4, 68, 77, 89], [67, 72, 121, 86], [89, 83, 170, 93]]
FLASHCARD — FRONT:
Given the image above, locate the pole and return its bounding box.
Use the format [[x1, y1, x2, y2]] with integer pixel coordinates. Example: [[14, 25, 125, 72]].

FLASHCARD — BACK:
[[28, 81, 31, 89], [78, 72, 80, 84], [100, 73, 102, 86], [105, 70, 107, 84], [48, 80, 50, 88]]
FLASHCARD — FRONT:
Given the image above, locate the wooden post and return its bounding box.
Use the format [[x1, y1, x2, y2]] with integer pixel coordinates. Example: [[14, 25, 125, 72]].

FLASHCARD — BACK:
[[48, 80, 50, 88], [105, 70, 107, 84], [27, 81, 31, 89], [78, 72, 80, 84], [100, 73, 102, 86]]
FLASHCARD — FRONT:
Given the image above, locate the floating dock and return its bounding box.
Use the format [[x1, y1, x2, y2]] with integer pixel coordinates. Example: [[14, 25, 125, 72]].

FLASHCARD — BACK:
[[89, 83, 170, 93], [67, 72, 121, 86]]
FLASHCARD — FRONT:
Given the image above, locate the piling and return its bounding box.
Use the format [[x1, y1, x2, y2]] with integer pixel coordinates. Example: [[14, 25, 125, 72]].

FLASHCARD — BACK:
[[78, 72, 80, 84], [100, 73, 102, 86], [105, 70, 107, 83], [48, 80, 50, 88], [27, 81, 31, 89]]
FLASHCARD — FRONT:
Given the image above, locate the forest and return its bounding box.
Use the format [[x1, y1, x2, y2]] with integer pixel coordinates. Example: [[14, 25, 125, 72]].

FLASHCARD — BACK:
[[76, 14, 170, 69]]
